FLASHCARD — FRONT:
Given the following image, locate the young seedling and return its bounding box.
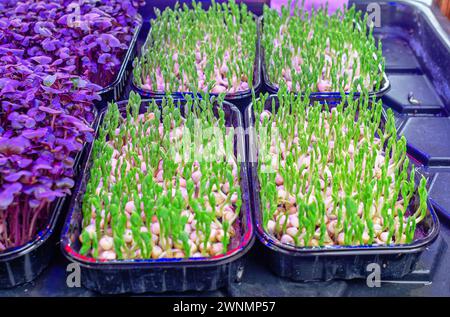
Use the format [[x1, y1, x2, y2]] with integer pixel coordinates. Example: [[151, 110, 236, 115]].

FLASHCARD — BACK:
[[262, 3, 385, 93], [256, 90, 429, 248], [80, 92, 241, 260], [134, 0, 257, 95]]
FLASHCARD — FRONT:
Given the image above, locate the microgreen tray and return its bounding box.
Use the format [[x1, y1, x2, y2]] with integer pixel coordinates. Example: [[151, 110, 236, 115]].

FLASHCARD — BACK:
[[131, 14, 262, 112], [0, 111, 99, 288], [245, 95, 440, 281], [260, 15, 391, 103], [60, 98, 254, 294]]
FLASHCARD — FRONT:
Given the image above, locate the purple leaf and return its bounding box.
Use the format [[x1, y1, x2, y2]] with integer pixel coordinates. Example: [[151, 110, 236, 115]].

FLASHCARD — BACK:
[[0, 136, 30, 155], [0, 78, 20, 94], [4, 171, 33, 182], [98, 53, 111, 64], [22, 128, 48, 139], [43, 74, 57, 87], [55, 177, 75, 189], [0, 183, 22, 209], [31, 56, 53, 65]]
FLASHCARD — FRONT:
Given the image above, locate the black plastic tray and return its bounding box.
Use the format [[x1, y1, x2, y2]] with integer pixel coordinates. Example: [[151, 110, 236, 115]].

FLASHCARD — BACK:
[[60, 98, 254, 294], [259, 16, 391, 103], [245, 94, 440, 281], [417, 167, 450, 222], [0, 111, 99, 288], [381, 74, 445, 115], [399, 117, 450, 167], [96, 15, 143, 108], [131, 15, 262, 111]]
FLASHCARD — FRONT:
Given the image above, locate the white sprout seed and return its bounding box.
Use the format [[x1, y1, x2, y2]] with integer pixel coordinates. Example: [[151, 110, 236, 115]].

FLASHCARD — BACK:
[[173, 240, 184, 250], [214, 192, 225, 205], [173, 250, 185, 258], [199, 241, 212, 253], [209, 229, 218, 242], [337, 232, 345, 245], [124, 229, 133, 243], [85, 224, 96, 239], [327, 220, 337, 236], [280, 234, 295, 245], [221, 182, 230, 195], [151, 245, 163, 259], [267, 220, 276, 234], [210, 243, 224, 256], [156, 170, 163, 182], [230, 192, 238, 204], [99, 236, 114, 251], [188, 240, 198, 254], [288, 214, 299, 228], [374, 224, 383, 235], [216, 229, 224, 242], [223, 210, 235, 222], [286, 227, 298, 238], [190, 231, 200, 245], [310, 239, 319, 247], [379, 232, 389, 243], [192, 170, 202, 184], [288, 206, 297, 215], [125, 201, 135, 214], [275, 174, 284, 186], [362, 231, 370, 244], [151, 222, 160, 235], [99, 250, 116, 260]]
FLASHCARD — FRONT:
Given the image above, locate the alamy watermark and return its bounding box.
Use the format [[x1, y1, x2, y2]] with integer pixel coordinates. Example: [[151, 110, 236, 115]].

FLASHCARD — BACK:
[[66, 262, 81, 288], [366, 3, 381, 28]]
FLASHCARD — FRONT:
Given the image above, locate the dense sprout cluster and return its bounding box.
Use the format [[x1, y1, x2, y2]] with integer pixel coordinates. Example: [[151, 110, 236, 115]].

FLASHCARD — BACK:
[[0, 0, 142, 251], [262, 4, 384, 93], [134, 0, 257, 94], [80, 93, 242, 260], [0, 0, 142, 86], [254, 90, 428, 247]]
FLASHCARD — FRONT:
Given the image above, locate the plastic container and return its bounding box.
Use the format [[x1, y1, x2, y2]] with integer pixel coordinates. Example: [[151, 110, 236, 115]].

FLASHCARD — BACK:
[[416, 165, 450, 222], [259, 16, 391, 104], [0, 118, 99, 288], [245, 95, 440, 281], [399, 117, 450, 167], [131, 16, 262, 112], [382, 74, 445, 115], [60, 98, 254, 294], [96, 15, 143, 108]]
